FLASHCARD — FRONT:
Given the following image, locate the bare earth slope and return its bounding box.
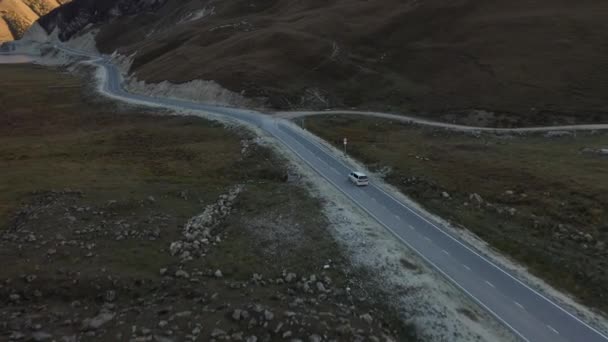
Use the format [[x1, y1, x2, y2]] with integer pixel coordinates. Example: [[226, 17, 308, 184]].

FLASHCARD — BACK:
[[0, 17, 12, 41], [0, 0, 64, 41], [36, 0, 608, 126]]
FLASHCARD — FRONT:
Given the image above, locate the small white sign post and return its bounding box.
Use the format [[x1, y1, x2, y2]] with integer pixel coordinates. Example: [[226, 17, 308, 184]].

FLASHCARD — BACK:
[[343, 137, 347, 154]]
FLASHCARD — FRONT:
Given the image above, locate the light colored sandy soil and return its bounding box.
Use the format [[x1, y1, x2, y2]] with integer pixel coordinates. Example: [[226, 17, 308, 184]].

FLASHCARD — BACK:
[[0, 0, 39, 23], [0, 17, 13, 41]]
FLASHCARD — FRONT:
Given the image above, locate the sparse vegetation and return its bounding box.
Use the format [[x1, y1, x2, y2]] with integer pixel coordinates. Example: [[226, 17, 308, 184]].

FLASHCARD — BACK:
[[0, 65, 417, 341], [306, 114, 608, 313]]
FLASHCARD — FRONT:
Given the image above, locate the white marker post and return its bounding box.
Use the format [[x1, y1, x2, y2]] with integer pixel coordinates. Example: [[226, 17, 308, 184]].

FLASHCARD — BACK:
[[343, 137, 347, 154]]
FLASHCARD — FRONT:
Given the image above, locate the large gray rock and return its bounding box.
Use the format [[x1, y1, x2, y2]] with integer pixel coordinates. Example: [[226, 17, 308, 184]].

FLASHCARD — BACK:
[[469, 193, 483, 204], [31, 332, 53, 341], [83, 312, 115, 330]]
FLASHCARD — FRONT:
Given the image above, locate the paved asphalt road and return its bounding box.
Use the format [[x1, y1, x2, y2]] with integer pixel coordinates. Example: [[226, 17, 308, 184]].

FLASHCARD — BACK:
[[39, 45, 608, 342]]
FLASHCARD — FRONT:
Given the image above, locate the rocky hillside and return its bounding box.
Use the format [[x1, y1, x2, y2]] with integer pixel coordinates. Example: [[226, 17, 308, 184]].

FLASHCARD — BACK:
[[34, 0, 608, 126], [0, 0, 68, 41]]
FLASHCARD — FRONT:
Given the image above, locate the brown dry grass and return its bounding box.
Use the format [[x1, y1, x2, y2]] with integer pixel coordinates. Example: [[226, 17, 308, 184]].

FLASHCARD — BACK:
[[89, 0, 608, 126], [0, 64, 247, 225], [0, 65, 418, 341]]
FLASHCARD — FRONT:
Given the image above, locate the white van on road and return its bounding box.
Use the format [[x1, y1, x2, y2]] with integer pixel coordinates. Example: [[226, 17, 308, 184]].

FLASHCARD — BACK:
[[348, 171, 369, 186]]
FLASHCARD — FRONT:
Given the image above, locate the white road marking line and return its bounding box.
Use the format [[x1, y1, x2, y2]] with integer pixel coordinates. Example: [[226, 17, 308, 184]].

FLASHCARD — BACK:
[[408, 225, 415, 230], [485, 281, 495, 288], [371, 197, 377, 202], [463, 265, 472, 271], [394, 215, 402, 221], [424, 236, 431, 242], [547, 325, 560, 335], [514, 301, 525, 310], [442, 250, 450, 256], [369, 181, 608, 341], [178, 124, 535, 342]]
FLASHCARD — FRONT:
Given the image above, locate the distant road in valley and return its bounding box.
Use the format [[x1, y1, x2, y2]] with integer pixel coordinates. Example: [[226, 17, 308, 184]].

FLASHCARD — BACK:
[[276, 110, 608, 133]]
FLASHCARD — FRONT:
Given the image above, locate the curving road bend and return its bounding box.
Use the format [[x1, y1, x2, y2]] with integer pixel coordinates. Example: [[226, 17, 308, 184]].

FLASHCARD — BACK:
[[36, 44, 608, 342]]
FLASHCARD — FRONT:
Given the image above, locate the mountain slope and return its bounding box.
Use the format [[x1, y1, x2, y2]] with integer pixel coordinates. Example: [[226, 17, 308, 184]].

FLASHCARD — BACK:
[[0, 17, 13, 41], [34, 0, 608, 126], [0, 0, 66, 41]]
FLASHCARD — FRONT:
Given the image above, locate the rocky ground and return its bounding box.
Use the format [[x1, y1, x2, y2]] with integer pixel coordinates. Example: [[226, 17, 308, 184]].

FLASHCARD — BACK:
[[1, 187, 412, 342], [0, 64, 417, 342]]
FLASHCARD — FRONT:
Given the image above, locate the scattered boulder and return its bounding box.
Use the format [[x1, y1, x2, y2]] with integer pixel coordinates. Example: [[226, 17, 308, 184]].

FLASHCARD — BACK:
[[264, 310, 274, 321], [232, 309, 243, 321], [83, 312, 115, 330], [175, 270, 190, 279], [211, 328, 226, 338], [169, 242, 183, 256], [360, 313, 373, 324], [469, 193, 483, 204], [105, 290, 116, 302], [31, 331, 53, 341], [285, 273, 297, 283], [10, 332, 26, 340], [308, 334, 322, 342]]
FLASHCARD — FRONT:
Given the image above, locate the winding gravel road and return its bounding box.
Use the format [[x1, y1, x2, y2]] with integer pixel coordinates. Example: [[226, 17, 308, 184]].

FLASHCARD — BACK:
[[26, 44, 608, 342]]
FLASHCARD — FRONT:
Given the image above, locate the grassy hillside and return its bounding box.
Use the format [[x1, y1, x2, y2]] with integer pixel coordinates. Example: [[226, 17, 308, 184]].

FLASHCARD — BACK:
[[33, 0, 608, 126], [95, 0, 608, 126], [0, 64, 416, 342]]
